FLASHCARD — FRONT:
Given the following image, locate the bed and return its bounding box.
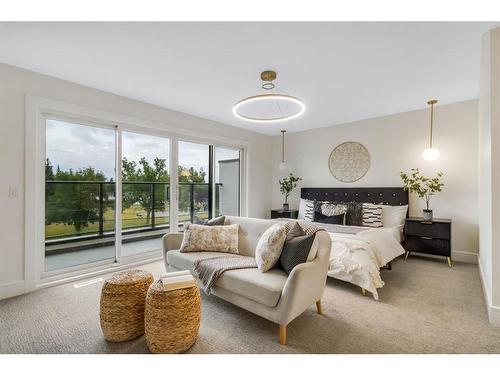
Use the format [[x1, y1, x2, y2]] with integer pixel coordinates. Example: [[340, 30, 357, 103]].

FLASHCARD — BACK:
[[299, 187, 409, 300]]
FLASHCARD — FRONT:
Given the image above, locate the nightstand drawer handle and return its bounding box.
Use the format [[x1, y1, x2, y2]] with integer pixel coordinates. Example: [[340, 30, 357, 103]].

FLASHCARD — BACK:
[[420, 236, 433, 240]]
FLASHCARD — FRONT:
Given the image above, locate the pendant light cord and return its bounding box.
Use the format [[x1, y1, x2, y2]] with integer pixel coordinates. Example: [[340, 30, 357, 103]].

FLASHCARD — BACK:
[[281, 130, 285, 163], [429, 102, 434, 148]]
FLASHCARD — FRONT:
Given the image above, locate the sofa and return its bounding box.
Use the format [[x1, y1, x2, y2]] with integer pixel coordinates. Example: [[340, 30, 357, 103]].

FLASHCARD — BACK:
[[162, 215, 332, 345]]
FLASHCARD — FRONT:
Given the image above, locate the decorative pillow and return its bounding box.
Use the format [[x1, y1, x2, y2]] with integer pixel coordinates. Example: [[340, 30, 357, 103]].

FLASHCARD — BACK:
[[314, 211, 345, 225], [362, 203, 383, 228], [279, 234, 316, 274], [319, 202, 347, 217], [380, 204, 408, 228], [180, 223, 239, 253], [345, 201, 363, 226], [203, 215, 226, 226], [303, 199, 315, 222], [284, 221, 305, 241], [255, 223, 287, 272]]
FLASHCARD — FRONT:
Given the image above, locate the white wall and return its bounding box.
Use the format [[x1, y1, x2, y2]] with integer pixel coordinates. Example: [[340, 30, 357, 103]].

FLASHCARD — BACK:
[[271, 100, 479, 262], [478, 27, 500, 325], [0, 63, 272, 298]]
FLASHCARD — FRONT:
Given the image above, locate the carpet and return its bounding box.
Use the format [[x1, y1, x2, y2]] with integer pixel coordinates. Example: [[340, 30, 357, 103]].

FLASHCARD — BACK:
[[1, 256, 500, 353]]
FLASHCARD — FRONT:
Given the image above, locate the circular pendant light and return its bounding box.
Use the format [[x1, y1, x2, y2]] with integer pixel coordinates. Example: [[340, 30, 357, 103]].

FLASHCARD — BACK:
[[233, 71, 305, 123]]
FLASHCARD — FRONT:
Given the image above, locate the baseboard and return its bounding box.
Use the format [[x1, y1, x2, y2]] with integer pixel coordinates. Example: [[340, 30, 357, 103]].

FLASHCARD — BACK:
[[452, 250, 478, 264], [477, 255, 500, 327], [0, 280, 26, 300]]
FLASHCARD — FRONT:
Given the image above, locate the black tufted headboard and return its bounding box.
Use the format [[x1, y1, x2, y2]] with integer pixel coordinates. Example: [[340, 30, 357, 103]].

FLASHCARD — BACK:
[[301, 187, 409, 207]]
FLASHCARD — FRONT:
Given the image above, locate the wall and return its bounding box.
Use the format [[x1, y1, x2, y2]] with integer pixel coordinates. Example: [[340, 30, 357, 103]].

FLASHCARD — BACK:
[[0, 63, 272, 298], [478, 27, 500, 326], [271, 100, 479, 263]]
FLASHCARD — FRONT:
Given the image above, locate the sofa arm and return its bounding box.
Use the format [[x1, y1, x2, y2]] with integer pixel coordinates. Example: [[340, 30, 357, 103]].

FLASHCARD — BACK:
[[162, 232, 184, 252], [278, 231, 331, 324]]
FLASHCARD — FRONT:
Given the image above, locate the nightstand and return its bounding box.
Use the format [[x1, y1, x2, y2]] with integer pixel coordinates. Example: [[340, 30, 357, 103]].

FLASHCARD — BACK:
[[404, 217, 452, 267], [271, 209, 299, 219]]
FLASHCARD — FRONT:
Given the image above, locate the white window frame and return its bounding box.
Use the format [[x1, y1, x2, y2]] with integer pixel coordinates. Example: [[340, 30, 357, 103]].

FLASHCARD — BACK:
[[25, 95, 248, 292]]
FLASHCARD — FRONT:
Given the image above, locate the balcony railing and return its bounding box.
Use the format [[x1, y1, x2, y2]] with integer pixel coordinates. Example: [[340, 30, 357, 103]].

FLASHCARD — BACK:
[[45, 181, 219, 246]]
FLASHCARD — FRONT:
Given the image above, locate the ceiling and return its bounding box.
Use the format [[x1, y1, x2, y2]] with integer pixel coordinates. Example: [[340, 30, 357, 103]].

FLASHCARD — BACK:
[[0, 22, 497, 135]]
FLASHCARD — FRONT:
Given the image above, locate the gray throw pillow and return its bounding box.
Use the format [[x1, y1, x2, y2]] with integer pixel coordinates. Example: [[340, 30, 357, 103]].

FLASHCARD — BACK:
[[279, 234, 316, 274], [203, 216, 226, 226]]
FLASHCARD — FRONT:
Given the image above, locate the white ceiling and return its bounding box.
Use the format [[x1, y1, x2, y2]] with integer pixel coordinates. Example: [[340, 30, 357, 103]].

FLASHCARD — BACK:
[[0, 22, 497, 135]]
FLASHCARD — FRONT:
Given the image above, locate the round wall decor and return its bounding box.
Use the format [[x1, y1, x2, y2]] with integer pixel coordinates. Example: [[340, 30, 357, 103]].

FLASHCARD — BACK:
[[328, 142, 370, 183]]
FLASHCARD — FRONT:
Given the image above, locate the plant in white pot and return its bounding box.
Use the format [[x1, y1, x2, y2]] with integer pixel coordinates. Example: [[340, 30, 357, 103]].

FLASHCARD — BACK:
[[278, 173, 302, 211], [400, 168, 444, 221]]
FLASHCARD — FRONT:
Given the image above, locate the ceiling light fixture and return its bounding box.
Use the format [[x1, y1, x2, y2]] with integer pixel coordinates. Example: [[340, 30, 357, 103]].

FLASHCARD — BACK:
[[233, 71, 305, 123], [422, 99, 440, 161]]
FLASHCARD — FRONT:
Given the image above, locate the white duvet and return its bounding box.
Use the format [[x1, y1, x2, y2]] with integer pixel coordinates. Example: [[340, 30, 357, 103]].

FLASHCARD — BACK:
[[327, 227, 405, 300]]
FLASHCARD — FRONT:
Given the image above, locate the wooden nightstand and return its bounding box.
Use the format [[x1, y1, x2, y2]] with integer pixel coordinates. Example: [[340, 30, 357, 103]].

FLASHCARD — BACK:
[[271, 209, 299, 219], [404, 217, 452, 267]]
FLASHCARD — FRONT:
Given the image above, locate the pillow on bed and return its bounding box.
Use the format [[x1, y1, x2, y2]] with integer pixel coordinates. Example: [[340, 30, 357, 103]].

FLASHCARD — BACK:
[[380, 204, 408, 228], [298, 199, 315, 222], [344, 202, 363, 226], [318, 202, 347, 216], [314, 211, 346, 225], [362, 203, 383, 228]]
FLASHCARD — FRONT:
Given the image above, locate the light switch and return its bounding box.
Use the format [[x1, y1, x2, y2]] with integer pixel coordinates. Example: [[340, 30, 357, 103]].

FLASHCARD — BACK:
[[8, 186, 18, 198]]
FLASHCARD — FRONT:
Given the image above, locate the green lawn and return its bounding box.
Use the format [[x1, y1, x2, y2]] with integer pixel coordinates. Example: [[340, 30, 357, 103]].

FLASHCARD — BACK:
[[45, 204, 208, 239]]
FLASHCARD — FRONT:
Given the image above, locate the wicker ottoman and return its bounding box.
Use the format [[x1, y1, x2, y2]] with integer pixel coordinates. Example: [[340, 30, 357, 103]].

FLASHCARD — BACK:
[[145, 281, 201, 353], [100, 269, 154, 342]]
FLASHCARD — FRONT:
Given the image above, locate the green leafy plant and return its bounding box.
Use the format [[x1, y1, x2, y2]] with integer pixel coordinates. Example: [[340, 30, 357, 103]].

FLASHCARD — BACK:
[[400, 168, 444, 210], [279, 173, 303, 203]]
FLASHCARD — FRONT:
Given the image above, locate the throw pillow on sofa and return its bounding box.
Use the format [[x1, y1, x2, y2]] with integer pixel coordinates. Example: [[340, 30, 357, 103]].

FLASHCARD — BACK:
[[255, 223, 287, 272], [279, 233, 316, 274], [202, 215, 226, 226], [180, 223, 239, 254]]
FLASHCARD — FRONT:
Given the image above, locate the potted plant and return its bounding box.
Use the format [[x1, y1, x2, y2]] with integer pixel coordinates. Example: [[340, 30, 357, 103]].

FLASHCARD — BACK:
[[400, 168, 444, 221], [278, 173, 303, 211]]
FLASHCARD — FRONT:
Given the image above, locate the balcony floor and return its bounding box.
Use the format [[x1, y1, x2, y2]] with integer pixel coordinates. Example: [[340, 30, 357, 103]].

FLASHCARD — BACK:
[[44, 238, 163, 272]]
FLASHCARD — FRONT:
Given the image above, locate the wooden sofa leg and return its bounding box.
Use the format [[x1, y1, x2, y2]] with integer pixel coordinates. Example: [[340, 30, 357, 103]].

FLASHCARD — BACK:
[[316, 300, 323, 315], [279, 324, 287, 345], [361, 288, 366, 296]]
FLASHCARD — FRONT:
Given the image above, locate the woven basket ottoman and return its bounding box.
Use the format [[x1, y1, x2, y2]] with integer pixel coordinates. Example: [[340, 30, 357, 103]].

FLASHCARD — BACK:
[[145, 281, 201, 353], [100, 269, 154, 342]]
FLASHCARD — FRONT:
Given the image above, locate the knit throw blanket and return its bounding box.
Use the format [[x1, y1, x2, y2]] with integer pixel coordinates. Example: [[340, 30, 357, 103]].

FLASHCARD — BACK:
[[193, 255, 257, 295]]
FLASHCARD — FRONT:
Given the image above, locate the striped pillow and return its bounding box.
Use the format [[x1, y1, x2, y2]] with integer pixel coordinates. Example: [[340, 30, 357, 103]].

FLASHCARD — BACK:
[[303, 199, 315, 222], [362, 203, 383, 228]]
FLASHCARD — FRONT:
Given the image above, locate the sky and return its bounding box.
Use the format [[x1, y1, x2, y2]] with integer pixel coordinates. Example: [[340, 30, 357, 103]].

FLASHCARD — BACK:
[[46, 119, 239, 182]]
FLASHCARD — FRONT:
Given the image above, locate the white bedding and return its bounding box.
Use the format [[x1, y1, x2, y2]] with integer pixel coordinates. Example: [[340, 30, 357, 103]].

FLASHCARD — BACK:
[[327, 226, 405, 300]]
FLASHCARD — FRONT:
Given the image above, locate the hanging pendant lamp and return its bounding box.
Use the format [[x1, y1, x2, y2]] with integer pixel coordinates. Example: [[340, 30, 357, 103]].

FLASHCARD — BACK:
[[422, 99, 440, 161], [233, 71, 305, 123]]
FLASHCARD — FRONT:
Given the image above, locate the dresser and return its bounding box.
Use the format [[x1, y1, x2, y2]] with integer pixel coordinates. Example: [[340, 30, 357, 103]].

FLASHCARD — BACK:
[[403, 217, 452, 267], [270, 209, 299, 219]]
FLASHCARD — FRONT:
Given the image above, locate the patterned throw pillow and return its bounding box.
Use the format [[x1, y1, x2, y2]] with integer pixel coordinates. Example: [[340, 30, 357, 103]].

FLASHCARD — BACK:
[[279, 234, 316, 274], [303, 199, 315, 222], [314, 211, 346, 225], [255, 223, 287, 272], [362, 203, 383, 228], [319, 202, 348, 217], [180, 223, 239, 253]]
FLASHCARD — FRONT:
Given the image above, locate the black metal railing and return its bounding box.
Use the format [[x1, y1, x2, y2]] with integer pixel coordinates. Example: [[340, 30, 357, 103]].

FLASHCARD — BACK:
[[45, 181, 219, 244]]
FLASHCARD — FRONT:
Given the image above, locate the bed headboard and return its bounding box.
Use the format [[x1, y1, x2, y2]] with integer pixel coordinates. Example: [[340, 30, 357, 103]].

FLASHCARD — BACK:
[[301, 187, 409, 207]]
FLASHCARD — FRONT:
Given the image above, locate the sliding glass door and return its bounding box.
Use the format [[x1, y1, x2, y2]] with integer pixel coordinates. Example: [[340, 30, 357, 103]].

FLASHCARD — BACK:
[[43, 119, 242, 277], [45, 119, 116, 272], [121, 132, 171, 257], [177, 141, 210, 227]]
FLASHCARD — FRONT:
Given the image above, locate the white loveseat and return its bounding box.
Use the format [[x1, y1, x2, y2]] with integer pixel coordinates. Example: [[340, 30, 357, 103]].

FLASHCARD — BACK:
[[162, 216, 332, 345]]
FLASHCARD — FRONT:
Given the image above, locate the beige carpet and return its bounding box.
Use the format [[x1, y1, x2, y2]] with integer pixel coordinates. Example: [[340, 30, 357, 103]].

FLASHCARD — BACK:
[[1, 256, 500, 353]]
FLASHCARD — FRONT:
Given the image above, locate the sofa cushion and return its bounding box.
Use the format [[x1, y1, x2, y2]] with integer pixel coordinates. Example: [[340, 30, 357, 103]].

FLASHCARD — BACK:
[[166, 250, 287, 307], [180, 223, 239, 253], [216, 268, 287, 307]]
